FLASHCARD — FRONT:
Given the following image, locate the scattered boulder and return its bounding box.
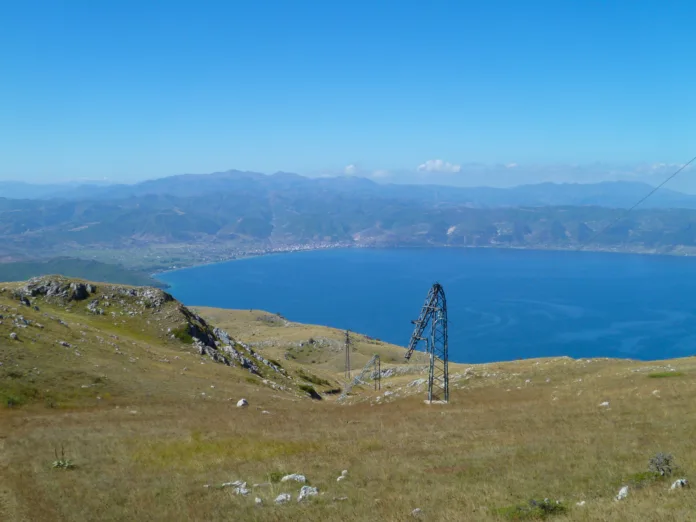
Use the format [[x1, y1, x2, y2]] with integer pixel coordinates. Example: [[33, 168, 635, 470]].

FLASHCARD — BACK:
[[615, 486, 629, 501], [280, 474, 306, 483], [297, 486, 318, 502], [234, 483, 250, 496], [255, 497, 263, 506], [237, 398, 249, 408], [275, 493, 291, 504], [9, 332, 18, 340], [671, 479, 689, 490], [87, 299, 104, 315], [408, 378, 426, 388]]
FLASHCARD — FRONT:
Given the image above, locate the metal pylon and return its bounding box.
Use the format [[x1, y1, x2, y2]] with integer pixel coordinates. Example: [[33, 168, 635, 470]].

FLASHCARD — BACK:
[[405, 282, 449, 402]]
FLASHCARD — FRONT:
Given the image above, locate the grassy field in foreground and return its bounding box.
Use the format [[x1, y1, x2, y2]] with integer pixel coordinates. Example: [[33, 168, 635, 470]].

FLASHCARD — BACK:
[[2, 278, 696, 521]]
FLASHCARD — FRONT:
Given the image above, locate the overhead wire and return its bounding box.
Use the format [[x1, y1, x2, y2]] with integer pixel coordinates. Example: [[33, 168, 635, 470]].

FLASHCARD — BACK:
[[577, 155, 696, 250]]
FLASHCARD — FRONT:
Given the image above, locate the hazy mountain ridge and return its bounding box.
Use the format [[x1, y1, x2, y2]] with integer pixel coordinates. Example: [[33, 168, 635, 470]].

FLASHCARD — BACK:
[[3, 171, 696, 209], [4, 172, 696, 270]]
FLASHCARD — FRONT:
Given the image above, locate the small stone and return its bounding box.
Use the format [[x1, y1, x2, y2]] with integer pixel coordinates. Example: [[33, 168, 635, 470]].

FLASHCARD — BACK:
[[671, 479, 689, 490], [599, 401, 610, 407], [615, 485, 629, 501], [297, 485, 318, 502], [280, 474, 306, 483], [341, 470, 348, 476], [337, 476, 346, 482], [255, 497, 263, 506], [333, 496, 349, 502], [9, 332, 18, 340], [234, 482, 250, 496], [275, 493, 291, 504], [576, 501, 586, 507], [237, 398, 249, 408], [411, 508, 423, 517]]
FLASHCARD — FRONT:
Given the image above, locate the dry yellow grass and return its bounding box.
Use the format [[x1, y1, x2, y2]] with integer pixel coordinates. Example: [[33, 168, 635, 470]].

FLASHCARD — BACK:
[[2, 280, 696, 521]]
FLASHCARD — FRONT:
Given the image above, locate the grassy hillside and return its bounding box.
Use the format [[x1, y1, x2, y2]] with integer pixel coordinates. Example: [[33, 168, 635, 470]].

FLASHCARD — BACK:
[[2, 278, 696, 520]]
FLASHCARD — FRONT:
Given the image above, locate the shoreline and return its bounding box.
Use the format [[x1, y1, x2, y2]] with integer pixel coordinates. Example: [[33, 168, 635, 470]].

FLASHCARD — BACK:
[[151, 241, 696, 280]]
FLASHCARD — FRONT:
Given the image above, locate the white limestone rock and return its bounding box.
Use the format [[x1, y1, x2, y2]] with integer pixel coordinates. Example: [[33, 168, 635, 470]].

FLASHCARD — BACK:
[[275, 493, 291, 504], [297, 485, 318, 502], [280, 473, 306, 483], [615, 485, 629, 501]]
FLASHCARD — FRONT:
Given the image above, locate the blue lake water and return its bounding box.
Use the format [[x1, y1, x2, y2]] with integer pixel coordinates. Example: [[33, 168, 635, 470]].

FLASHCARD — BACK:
[[157, 248, 696, 364]]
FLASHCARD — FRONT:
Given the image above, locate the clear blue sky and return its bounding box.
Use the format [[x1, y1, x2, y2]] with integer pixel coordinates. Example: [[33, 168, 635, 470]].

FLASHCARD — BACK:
[[1, 0, 694, 183]]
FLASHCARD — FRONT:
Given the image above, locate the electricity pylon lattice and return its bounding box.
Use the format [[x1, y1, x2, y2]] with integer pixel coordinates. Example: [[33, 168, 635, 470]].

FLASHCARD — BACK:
[[344, 330, 352, 380], [405, 282, 449, 402], [338, 354, 381, 400]]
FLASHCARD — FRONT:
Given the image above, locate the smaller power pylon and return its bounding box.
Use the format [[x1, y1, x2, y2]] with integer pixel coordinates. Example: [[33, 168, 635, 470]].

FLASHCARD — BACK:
[[338, 354, 381, 400], [344, 330, 352, 380]]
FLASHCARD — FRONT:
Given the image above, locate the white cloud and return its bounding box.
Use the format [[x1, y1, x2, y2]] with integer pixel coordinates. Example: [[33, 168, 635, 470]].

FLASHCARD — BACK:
[[344, 164, 358, 175], [505, 163, 518, 169], [417, 159, 461, 173], [371, 169, 391, 179]]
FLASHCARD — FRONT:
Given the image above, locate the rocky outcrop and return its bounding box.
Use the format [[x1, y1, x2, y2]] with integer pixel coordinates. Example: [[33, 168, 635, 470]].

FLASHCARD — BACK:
[[14, 277, 96, 303], [176, 306, 285, 378]]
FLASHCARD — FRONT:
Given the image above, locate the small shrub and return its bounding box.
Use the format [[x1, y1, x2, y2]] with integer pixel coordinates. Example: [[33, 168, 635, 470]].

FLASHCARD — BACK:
[[267, 358, 284, 369], [268, 471, 285, 483], [298, 384, 322, 400], [649, 452, 675, 476], [171, 325, 193, 344], [52, 446, 75, 470], [648, 372, 684, 378], [297, 369, 331, 387], [5, 395, 22, 408], [497, 499, 568, 520]]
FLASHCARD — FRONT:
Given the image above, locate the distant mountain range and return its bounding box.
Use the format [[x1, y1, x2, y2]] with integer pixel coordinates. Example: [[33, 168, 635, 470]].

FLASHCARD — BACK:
[[3, 170, 696, 271], [4, 170, 696, 209]]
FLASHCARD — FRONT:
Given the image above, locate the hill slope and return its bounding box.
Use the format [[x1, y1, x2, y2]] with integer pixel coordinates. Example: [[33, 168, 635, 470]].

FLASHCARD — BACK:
[[2, 278, 696, 520]]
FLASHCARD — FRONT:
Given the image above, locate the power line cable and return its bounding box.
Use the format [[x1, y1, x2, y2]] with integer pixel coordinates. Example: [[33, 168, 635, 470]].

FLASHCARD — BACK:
[[578, 155, 696, 249]]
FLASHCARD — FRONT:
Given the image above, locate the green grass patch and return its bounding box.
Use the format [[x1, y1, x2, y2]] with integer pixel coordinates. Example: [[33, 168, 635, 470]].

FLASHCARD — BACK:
[[496, 499, 568, 520], [622, 471, 665, 489], [648, 371, 685, 378], [297, 369, 331, 387], [132, 434, 315, 470]]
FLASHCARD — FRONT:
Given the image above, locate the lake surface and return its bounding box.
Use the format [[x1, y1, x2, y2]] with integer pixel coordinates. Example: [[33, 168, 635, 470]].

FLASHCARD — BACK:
[[157, 248, 696, 364]]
